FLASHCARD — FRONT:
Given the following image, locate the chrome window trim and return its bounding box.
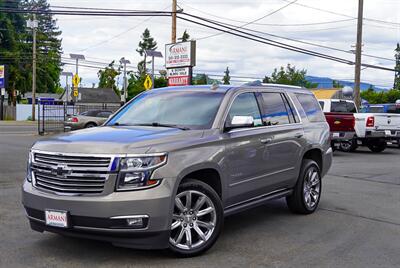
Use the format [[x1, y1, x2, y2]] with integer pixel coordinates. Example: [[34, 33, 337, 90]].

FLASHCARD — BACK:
[[220, 89, 303, 133]]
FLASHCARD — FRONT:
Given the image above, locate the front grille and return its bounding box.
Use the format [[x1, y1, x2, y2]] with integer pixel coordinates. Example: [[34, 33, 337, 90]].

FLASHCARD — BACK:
[[31, 151, 113, 195]]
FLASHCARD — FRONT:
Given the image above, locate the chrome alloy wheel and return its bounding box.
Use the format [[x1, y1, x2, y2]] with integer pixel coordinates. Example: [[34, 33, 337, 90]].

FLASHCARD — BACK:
[[169, 190, 216, 250], [303, 168, 321, 209]]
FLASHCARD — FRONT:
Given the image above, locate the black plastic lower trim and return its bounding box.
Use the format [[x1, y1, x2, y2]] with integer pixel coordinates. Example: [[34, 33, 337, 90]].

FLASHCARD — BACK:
[[29, 220, 170, 250]]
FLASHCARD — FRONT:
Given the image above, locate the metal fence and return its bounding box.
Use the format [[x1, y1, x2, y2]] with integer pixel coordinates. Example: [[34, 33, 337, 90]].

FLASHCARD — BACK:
[[38, 103, 121, 135]]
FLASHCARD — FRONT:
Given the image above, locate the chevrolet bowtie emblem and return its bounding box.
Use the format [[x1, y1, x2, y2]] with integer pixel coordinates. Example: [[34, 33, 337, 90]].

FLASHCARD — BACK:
[[51, 164, 71, 176]]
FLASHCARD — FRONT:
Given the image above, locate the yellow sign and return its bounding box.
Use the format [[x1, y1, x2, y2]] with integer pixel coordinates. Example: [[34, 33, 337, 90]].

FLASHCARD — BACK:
[[72, 74, 80, 87], [73, 90, 79, 97], [144, 75, 152, 90]]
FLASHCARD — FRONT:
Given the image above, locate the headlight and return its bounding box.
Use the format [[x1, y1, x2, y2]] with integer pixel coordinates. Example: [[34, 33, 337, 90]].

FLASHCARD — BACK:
[[26, 151, 33, 182], [116, 154, 167, 191]]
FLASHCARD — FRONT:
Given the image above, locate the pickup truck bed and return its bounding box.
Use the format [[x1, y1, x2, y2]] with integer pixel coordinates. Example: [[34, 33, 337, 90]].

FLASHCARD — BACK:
[[325, 112, 355, 140]]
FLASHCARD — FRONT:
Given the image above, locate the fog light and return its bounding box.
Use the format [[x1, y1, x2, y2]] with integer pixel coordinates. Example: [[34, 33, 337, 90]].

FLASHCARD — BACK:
[[126, 217, 143, 227]]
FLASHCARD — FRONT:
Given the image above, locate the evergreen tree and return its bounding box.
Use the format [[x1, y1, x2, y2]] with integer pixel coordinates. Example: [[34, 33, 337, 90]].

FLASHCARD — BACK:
[[21, 0, 62, 94], [0, 0, 62, 103], [394, 43, 400, 90], [0, 0, 28, 103], [178, 30, 190, 42], [136, 28, 157, 75], [222, 67, 230, 85]]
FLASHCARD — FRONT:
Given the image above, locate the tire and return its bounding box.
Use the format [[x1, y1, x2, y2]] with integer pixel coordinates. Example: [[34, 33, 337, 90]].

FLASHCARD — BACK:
[[367, 140, 387, 153], [168, 179, 223, 257], [339, 139, 358, 152], [85, 122, 97, 128], [286, 159, 322, 214]]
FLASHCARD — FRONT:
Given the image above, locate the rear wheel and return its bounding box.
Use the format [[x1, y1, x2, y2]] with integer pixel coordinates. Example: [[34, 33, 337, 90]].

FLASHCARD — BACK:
[[85, 122, 97, 128], [339, 139, 358, 152], [286, 159, 321, 214], [367, 140, 387, 153], [169, 179, 223, 257]]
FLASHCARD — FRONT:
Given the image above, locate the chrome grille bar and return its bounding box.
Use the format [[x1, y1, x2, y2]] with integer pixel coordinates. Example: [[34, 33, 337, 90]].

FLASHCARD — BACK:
[[31, 151, 114, 195]]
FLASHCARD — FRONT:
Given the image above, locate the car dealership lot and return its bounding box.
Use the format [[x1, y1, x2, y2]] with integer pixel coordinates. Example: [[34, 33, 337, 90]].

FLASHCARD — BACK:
[[0, 129, 399, 267]]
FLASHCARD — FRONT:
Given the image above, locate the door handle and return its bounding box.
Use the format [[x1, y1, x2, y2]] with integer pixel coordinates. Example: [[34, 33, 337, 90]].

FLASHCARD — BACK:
[[260, 138, 273, 144], [294, 133, 303, 138]]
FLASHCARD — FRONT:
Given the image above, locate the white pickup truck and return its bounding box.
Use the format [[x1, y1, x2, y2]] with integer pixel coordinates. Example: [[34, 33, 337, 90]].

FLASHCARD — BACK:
[[319, 99, 400, 152]]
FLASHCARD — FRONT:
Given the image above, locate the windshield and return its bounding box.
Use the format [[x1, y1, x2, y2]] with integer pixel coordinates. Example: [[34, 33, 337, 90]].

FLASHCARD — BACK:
[[107, 91, 224, 130]]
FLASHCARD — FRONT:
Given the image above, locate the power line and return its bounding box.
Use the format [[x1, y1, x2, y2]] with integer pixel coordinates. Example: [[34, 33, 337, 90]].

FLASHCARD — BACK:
[[197, 0, 299, 40], [77, 4, 172, 52], [198, 17, 395, 62], [280, 0, 400, 27], [178, 1, 357, 27], [178, 13, 396, 72]]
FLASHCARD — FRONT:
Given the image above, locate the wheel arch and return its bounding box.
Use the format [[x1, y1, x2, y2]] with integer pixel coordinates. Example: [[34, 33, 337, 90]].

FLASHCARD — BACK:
[[302, 148, 323, 172]]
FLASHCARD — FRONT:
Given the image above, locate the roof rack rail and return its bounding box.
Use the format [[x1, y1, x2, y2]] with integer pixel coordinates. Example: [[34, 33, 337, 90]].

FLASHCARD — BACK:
[[261, 83, 303, 89], [241, 81, 303, 89]]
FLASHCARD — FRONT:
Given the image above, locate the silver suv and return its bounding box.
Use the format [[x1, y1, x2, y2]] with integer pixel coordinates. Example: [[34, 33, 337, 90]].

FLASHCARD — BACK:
[[22, 85, 332, 257]]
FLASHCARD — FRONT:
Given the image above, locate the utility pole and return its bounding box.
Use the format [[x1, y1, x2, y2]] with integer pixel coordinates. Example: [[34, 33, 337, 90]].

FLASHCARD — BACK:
[[354, 0, 364, 109], [61, 72, 73, 103], [120, 58, 130, 103], [172, 0, 177, 43], [30, 14, 38, 121], [145, 50, 163, 89]]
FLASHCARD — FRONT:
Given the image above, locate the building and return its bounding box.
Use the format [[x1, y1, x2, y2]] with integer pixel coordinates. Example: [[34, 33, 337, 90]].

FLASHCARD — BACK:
[[60, 87, 121, 105]]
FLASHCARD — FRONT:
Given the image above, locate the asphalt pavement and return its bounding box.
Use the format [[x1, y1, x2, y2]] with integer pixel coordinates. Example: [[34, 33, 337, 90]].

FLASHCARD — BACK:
[[0, 125, 399, 268]]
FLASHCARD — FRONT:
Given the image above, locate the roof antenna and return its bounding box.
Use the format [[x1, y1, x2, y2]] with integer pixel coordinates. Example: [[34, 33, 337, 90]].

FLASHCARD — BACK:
[[210, 83, 219, 91]]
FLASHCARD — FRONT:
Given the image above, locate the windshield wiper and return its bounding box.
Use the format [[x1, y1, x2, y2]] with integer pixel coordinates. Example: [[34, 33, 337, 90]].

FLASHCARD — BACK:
[[133, 123, 190, 130], [110, 122, 130, 126]]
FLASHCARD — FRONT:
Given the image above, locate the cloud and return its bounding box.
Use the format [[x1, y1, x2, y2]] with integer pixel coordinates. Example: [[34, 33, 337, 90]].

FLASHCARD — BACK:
[[52, 0, 399, 88]]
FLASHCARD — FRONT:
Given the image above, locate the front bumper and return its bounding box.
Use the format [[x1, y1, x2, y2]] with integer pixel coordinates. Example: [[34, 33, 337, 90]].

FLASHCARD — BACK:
[[22, 180, 174, 249]]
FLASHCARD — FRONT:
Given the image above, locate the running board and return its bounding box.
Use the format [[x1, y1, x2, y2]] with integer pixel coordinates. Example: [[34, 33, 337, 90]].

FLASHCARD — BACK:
[[224, 189, 293, 217]]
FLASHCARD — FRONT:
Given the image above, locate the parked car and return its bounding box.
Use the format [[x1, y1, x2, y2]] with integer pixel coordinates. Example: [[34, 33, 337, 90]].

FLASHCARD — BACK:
[[364, 103, 400, 114], [324, 112, 355, 151], [319, 99, 400, 152], [22, 85, 332, 257], [64, 110, 113, 130]]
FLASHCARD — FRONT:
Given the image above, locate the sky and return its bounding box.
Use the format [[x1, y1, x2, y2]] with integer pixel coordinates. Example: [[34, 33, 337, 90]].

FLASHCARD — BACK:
[[49, 0, 400, 89]]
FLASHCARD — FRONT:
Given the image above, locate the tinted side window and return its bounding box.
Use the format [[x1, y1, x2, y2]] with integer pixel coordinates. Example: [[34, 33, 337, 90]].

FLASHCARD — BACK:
[[386, 105, 400, 114], [97, 112, 112, 118], [319, 101, 325, 110], [260, 93, 290, 125], [331, 101, 356, 113], [346, 102, 357, 113], [227, 93, 263, 127], [296, 94, 325, 122]]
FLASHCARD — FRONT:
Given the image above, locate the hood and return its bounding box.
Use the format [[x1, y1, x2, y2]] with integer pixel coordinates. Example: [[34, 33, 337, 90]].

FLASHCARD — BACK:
[[32, 126, 205, 154]]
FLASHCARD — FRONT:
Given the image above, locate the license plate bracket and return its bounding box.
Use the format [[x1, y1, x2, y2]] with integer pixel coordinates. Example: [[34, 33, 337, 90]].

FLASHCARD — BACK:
[[45, 209, 69, 228]]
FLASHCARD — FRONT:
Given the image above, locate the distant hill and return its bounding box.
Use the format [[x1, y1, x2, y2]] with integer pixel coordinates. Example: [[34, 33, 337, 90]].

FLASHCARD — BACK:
[[305, 76, 387, 92]]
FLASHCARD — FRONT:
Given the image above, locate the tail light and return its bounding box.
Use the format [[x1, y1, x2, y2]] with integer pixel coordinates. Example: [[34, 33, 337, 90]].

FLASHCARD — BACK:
[[366, 116, 374, 127], [71, 117, 79, 123]]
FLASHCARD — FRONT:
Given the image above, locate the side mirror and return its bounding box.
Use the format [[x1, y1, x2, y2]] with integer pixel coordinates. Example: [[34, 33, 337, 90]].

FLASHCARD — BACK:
[[225, 115, 254, 131]]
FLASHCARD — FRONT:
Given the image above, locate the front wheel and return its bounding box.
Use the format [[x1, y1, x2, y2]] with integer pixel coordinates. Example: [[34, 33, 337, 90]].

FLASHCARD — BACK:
[[169, 179, 223, 257], [286, 159, 322, 214], [367, 140, 387, 153]]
